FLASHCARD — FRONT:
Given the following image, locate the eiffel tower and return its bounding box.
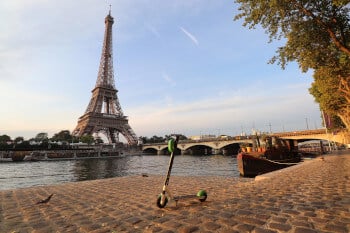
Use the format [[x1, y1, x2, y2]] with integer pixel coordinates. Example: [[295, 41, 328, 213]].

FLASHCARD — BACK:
[[73, 11, 138, 145]]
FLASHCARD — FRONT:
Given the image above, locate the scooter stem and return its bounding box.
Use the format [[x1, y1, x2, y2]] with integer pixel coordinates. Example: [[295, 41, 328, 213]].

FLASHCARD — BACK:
[[163, 135, 179, 187]]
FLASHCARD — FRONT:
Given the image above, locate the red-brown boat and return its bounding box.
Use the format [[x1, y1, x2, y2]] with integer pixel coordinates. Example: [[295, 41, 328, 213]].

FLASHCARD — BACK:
[[237, 136, 301, 177]]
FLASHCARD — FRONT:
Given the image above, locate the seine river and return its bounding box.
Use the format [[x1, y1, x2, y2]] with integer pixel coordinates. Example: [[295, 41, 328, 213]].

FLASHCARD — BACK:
[[0, 155, 240, 191]]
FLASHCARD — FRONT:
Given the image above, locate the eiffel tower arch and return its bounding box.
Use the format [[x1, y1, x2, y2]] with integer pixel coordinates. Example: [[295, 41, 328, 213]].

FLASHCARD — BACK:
[[73, 11, 138, 145]]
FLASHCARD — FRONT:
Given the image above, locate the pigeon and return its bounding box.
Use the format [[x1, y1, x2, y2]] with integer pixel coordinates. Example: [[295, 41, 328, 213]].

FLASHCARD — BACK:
[[36, 194, 54, 204]]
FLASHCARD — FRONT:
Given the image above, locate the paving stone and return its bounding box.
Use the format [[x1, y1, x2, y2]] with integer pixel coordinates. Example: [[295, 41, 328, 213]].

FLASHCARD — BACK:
[[178, 225, 200, 233], [290, 220, 313, 228], [282, 209, 301, 215], [324, 224, 349, 233], [241, 216, 266, 226], [303, 211, 317, 217], [235, 223, 255, 232], [217, 218, 238, 228], [218, 229, 240, 233], [160, 219, 182, 228], [160, 230, 175, 233], [203, 221, 221, 231], [270, 216, 287, 223], [126, 216, 143, 225], [144, 226, 163, 233], [268, 222, 292, 231], [236, 209, 253, 215], [254, 214, 271, 221], [253, 227, 278, 233], [219, 212, 234, 219], [293, 227, 319, 233], [80, 223, 102, 232], [90, 228, 112, 233]]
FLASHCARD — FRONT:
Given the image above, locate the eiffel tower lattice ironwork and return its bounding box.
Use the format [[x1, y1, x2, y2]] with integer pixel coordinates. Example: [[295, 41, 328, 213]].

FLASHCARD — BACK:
[[73, 11, 138, 145]]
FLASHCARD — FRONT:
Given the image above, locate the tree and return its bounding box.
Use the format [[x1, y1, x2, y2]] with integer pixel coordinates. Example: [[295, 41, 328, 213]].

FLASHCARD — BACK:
[[80, 135, 94, 145], [139, 134, 188, 144], [234, 0, 350, 129], [234, 1, 350, 68], [14, 137, 24, 144], [0, 135, 11, 144], [139, 136, 148, 144], [309, 66, 350, 129], [150, 135, 165, 143], [51, 130, 72, 142], [34, 132, 48, 142], [139, 135, 166, 143], [164, 134, 188, 140]]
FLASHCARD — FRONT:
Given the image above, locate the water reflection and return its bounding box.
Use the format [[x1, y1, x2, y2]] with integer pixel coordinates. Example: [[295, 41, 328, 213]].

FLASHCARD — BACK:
[[0, 155, 239, 191], [73, 157, 131, 180]]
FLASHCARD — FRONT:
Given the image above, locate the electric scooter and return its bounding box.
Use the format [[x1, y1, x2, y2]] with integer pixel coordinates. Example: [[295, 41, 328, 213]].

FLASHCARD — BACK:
[[156, 135, 207, 208]]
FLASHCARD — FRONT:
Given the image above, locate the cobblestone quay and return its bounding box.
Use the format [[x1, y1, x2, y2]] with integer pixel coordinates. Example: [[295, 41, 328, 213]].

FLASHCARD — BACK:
[[1, 153, 349, 233]]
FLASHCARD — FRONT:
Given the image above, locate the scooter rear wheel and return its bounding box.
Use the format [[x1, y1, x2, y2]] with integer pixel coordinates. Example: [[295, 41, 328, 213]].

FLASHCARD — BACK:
[[156, 195, 168, 208]]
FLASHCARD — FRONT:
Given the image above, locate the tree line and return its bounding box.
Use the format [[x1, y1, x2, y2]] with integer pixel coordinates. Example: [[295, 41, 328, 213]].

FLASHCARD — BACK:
[[0, 130, 100, 151], [139, 134, 188, 144], [0, 130, 188, 150]]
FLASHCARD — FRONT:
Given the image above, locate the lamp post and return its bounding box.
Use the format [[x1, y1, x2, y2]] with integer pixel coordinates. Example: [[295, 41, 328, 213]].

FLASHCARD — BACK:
[[268, 122, 272, 134], [305, 118, 309, 130]]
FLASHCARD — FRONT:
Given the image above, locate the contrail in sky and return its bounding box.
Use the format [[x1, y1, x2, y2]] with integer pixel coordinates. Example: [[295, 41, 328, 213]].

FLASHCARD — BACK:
[[179, 26, 199, 46]]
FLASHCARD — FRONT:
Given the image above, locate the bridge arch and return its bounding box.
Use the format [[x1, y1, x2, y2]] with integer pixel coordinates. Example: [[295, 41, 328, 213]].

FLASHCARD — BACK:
[[181, 144, 214, 155], [143, 147, 158, 155], [142, 144, 168, 155], [221, 143, 241, 156]]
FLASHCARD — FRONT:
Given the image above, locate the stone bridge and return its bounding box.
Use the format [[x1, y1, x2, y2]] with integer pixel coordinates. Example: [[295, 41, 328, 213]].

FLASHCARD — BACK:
[[142, 129, 350, 155], [272, 129, 350, 145], [142, 137, 252, 156]]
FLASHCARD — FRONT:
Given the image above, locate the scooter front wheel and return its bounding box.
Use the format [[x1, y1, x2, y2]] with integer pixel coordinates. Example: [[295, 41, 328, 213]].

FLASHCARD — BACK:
[[197, 190, 207, 202], [156, 195, 168, 208]]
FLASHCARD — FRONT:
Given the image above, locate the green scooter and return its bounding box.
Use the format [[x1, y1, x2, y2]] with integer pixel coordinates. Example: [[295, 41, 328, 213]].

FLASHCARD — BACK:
[[156, 135, 207, 208]]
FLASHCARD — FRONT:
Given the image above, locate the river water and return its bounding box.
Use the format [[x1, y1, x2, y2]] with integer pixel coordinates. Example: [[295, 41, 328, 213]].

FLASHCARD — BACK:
[[0, 155, 241, 191]]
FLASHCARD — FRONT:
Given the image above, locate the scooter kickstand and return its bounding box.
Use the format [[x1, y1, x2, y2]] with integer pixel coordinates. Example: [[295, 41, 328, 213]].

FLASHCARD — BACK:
[[175, 200, 179, 207]]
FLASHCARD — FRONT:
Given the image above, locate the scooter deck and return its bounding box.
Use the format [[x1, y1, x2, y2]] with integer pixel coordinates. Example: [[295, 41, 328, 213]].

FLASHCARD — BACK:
[[173, 194, 198, 201], [172, 194, 206, 207]]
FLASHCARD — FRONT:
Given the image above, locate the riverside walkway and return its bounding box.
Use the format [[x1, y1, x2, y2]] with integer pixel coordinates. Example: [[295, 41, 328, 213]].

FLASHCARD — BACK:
[[0, 153, 349, 233]]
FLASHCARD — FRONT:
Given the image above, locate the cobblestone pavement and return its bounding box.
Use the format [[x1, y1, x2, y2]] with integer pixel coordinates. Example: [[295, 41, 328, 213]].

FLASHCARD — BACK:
[[0, 154, 349, 233]]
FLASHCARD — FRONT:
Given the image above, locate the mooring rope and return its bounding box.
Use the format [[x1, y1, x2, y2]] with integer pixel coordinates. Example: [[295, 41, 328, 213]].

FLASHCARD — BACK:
[[264, 158, 300, 165]]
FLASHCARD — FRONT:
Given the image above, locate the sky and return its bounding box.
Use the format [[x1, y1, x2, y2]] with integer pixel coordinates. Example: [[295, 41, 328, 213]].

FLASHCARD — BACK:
[[0, 0, 323, 140]]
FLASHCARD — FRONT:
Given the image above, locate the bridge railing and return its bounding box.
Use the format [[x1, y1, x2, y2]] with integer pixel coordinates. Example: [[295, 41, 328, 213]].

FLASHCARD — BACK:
[[142, 136, 253, 147], [270, 129, 327, 137]]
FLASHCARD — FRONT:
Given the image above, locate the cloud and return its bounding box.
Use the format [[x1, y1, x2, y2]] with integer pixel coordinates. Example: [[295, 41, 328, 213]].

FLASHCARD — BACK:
[[162, 73, 176, 86], [179, 27, 199, 46]]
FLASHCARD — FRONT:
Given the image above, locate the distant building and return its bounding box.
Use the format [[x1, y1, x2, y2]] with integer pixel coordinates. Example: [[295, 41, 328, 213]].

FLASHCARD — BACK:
[[189, 135, 216, 140], [218, 135, 231, 140]]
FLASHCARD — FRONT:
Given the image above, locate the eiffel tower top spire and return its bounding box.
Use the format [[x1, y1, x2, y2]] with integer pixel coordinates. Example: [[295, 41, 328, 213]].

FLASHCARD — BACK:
[[94, 8, 115, 90]]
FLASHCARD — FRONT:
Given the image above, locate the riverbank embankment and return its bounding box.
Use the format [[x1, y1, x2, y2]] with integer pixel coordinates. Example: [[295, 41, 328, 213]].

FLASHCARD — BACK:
[[0, 153, 349, 232]]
